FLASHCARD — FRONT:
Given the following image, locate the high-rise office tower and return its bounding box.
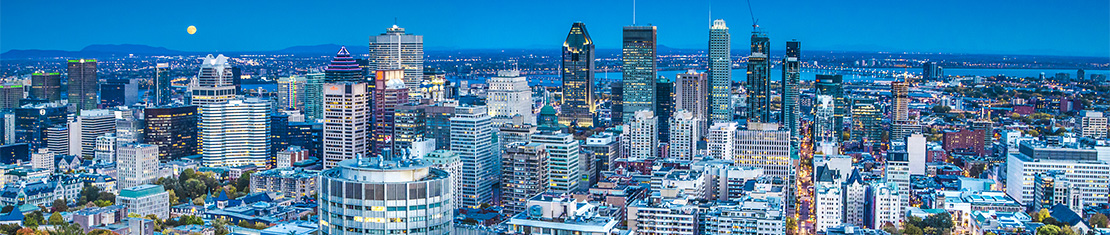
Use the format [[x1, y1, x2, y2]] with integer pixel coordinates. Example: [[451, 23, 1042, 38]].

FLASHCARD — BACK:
[[189, 55, 236, 108], [14, 103, 67, 150], [67, 59, 98, 111], [814, 95, 838, 146], [733, 123, 792, 180], [610, 82, 624, 125], [890, 81, 920, 141], [450, 105, 495, 209], [851, 98, 881, 146], [561, 22, 595, 127], [30, 72, 61, 101], [143, 105, 198, 160], [675, 70, 707, 133], [321, 82, 369, 169], [708, 19, 732, 124], [153, 63, 172, 106], [200, 98, 270, 167], [277, 75, 305, 110], [656, 77, 674, 143], [501, 143, 549, 216], [487, 70, 534, 126], [531, 129, 580, 195], [393, 105, 427, 152], [73, 109, 115, 158], [627, 110, 658, 160], [426, 105, 456, 150], [323, 47, 363, 83], [669, 110, 700, 161], [117, 143, 159, 189], [100, 79, 139, 108], [746, 29, 771, 123], [782, 40, 801, 146], [815, 75, 845, 140], [303, 72, 325, 121], [922, 61, 944, 82], [45, 125, 70, 156], [0, 84, 24, 111], [892, 82, 909, 121], [316, 157, 453, 235], [368, 25, 424, 101], [621, 26, 657, 123], [372, 70, 408, 157]]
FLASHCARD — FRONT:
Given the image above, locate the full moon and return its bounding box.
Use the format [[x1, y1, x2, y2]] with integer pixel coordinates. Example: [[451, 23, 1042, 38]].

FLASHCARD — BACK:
[[187, 25, 197, 35]]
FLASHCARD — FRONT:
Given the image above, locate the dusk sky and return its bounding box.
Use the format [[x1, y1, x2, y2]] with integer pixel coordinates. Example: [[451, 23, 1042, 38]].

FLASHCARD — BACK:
[[2, 0, 1108, 57]]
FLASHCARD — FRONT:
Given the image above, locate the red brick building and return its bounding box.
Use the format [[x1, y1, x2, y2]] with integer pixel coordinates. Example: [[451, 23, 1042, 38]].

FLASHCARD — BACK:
[[943, 129, 987, 155]]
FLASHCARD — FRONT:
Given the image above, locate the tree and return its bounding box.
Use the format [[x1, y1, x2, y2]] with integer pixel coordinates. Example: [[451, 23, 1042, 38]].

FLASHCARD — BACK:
[[0, 223, 20, 235], [1043, 217, 1060, 226], [1037, 224, 1061, 235], [47, 212, 63, 226], [923, 212, 954, 231], [236, 171, 253, 192], [168, 190, 179, 206], [95, 200, 113, 207], [98, 192, 116, 203], [238, 220, 250, 228], [1032, 208, 1051, 222], [51, 199, 68, 212], [22, 211, 42, 228], [903, 223, 923, 235], [785, 217, 797, 235], [881, 222, 900, 235], [1091, 213, 1109, 228], [185, 179, 207, 196], [932, 105, 951, 114]]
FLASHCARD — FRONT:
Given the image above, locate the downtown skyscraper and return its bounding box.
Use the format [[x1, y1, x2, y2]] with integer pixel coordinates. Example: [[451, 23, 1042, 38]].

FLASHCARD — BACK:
[[746, 29, 771, 123], [371, 70, 408, 157], [561, 22, 595, 127], [782, 40, 801, 153], [708, 19, 732, 124], [323, 47, 364, 83], [67, 59, 98, 111], [153, 63, 172, 106], [322, 82, 369, 169], [816, 75, 845, 141], [621, 26, 657, 123], [368, 25, 424, 100], [451, 105, 496, 209], [30, 72, 61, 102], [200, 98, 270, 167], [189, 54, 237, 108]]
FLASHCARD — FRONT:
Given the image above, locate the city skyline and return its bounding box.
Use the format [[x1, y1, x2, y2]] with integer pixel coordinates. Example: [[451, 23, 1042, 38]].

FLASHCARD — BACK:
[[1, 0, 1107, 57]]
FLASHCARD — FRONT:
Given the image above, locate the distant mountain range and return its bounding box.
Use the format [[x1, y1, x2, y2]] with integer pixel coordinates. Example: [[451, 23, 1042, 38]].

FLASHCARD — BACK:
[[2, 44, 711, 59], [1, 44, 378, 59]]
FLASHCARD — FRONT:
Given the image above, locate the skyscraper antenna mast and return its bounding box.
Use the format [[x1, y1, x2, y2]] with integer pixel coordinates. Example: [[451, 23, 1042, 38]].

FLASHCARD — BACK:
[[632, 0, 637, 25]]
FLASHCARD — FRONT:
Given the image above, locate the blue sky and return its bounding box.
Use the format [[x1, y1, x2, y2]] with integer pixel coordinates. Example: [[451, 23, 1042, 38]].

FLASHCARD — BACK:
[[2, 0, 1107, 57]]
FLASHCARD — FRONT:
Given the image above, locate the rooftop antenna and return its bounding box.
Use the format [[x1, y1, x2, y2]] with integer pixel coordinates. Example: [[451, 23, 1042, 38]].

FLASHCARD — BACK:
[[708, 0, 712, 25], [632, 0, 636, 25]]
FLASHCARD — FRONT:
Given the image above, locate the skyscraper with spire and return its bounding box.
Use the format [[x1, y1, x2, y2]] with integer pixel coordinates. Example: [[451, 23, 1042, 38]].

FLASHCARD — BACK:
[[324, 47, 364, 83], [708, 19, 732, 124], [782, 40, 801, 150], [746, 28, 771, 124], [621, 26, 657, 123], [368, 25, 424, 101], [560, 22, 595, 127]]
